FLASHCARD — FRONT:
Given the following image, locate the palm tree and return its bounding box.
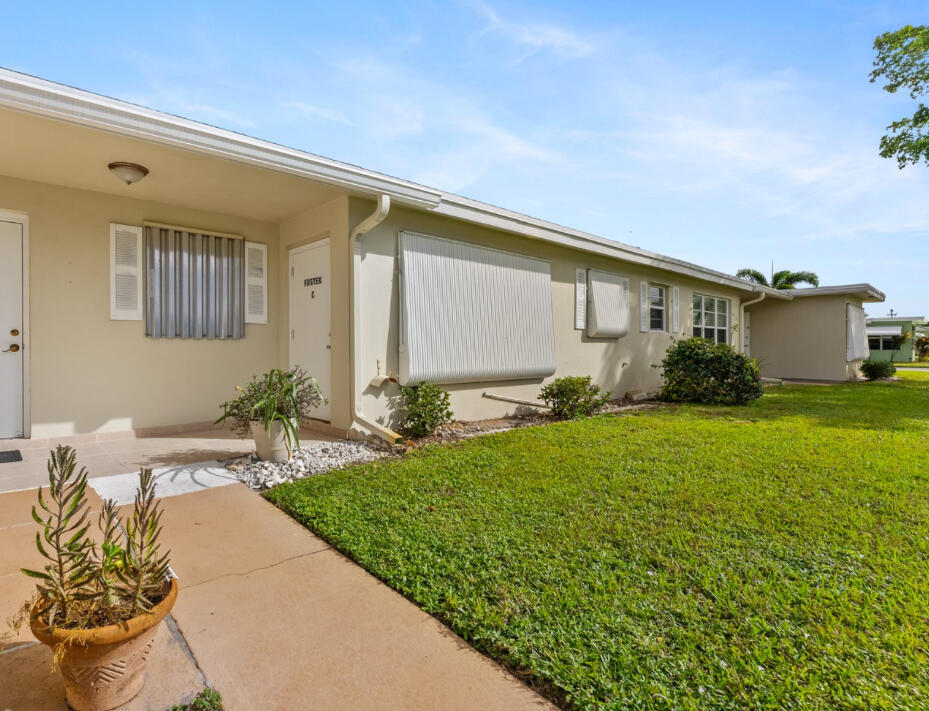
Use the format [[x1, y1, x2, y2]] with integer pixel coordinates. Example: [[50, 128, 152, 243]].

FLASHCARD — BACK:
[[736, 268, 820, 290]]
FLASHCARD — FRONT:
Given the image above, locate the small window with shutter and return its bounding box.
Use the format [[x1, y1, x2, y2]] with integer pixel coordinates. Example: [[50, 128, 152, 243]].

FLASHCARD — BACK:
[[110, 223, 143, 321], [245, 241, 268, 324]]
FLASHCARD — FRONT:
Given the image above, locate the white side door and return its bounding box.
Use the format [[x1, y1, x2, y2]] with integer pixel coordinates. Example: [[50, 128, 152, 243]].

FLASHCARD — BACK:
[[0, 219, 25, 438], [289, 240, 331, 421]]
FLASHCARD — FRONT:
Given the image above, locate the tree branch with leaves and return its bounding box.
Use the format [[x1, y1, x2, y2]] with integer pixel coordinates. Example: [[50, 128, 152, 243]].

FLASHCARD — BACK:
[[871, 25, 929, 168]]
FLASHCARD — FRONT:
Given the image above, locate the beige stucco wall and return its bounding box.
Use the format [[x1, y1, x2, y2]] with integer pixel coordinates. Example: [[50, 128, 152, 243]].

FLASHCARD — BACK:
[[349, 198, 744, 430], [278, 195, 351, 431], [746, 294, 863, 381], [1, 174, 280, 438]]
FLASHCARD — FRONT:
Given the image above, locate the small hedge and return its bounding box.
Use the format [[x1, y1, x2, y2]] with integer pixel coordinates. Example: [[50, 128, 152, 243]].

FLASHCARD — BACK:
[[659, 338, 763, 405], [861, 360, 896, 381], [539, 375, 610, 419], [398, 382, 454, 437]]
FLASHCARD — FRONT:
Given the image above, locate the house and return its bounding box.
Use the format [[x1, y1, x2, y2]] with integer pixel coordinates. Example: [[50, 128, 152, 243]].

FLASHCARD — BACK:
[[743, 285, 884, 382], [0, 68, 883, 445], [865, 316, 927, 362]]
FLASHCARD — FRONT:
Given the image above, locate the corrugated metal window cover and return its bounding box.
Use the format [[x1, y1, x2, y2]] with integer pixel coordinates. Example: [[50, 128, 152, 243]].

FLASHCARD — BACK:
[[399, 231, 556, 385], [145, 225, 245, 339], [586, 269, 629, 338], [847, 304, 869, 362]]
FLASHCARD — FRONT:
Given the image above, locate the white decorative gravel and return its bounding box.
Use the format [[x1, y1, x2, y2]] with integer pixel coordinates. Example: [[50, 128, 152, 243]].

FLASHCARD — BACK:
[[229, 440, 389, 490]]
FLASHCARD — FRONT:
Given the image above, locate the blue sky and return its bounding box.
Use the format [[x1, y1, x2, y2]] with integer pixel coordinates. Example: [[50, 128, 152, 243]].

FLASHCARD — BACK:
[[3, 1, 928, 314]]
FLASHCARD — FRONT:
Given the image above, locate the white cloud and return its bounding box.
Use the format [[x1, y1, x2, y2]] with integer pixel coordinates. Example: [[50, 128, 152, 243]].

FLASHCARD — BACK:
[[471, 2, 595, 61], [281, 100, 352, 125]]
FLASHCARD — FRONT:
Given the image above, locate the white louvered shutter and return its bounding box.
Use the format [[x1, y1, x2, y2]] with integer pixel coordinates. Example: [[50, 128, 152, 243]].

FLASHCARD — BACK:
[[672, 286, 681, 333], [640, 281, 649, 332], [245, 241, 268, 324], [110, 223, 143, 320], [575, 268, 587, 330]]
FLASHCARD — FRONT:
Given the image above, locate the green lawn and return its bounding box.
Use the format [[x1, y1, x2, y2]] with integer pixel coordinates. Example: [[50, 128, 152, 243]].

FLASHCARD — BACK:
[[895, 361, 929, 368], [266, 373, 929, 710]]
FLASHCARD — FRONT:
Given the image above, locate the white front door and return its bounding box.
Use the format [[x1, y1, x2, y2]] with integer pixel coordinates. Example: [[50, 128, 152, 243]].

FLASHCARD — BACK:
[[289, 240, 331, 421], [0, 219, 25, 438]]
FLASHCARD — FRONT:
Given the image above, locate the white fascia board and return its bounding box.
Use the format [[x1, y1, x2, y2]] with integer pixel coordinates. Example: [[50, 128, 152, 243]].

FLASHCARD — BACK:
[[790, 284, 885, 302], [0, 68, 442, 209], [432, 194, 774, 295]]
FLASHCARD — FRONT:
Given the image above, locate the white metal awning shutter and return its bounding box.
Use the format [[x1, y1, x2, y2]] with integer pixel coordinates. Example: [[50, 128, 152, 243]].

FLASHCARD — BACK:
[[847, 303, 869, 361], [586, 269, 629, 338], [398, 231, 556, 385]]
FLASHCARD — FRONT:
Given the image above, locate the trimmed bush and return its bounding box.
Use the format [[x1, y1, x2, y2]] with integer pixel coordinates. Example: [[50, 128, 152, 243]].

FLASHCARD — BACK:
[[659, 338, 763, 405], [861, 360, 897, 380], [539, 375, 610, 419], [398, 382, 454, 437]]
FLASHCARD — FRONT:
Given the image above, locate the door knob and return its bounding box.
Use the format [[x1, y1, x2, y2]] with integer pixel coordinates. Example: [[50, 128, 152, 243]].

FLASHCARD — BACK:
[[2, 344, 19, 353]]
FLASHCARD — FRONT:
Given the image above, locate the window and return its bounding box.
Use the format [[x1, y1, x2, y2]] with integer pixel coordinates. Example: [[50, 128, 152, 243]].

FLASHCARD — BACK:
[[693, 294, 730, 344], [868, 336, 881, 350], [879, 336, 901, 351], [649, 284, 666, 331], [142, 224, 267, 339]]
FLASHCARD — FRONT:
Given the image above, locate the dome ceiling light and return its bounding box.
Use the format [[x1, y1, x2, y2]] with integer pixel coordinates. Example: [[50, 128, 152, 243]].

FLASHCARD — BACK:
[[107, 161, 149, 186]]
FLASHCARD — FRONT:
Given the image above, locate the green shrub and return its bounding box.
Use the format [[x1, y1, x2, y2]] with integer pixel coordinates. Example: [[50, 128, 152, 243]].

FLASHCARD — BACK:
[[398, 383, 454, 437], [861, 360, 897, 380], [539, 375, 610, 419], [659, 338, 762, 405]]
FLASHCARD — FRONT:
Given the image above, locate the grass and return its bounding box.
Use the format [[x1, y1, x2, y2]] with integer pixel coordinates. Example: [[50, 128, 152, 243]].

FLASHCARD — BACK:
[[895, 361, 929, 368], [266, 374, 929, 710]]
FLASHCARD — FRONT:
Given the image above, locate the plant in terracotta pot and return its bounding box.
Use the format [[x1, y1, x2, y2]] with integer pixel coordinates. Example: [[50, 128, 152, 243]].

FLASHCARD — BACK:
[[16, 445, 177, 711], [216, 366, 326, 462]]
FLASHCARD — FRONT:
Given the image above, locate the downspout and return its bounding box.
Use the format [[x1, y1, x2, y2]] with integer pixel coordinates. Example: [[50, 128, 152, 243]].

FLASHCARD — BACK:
[[349, 194, 403, 444], [740, 290, 766, 354]]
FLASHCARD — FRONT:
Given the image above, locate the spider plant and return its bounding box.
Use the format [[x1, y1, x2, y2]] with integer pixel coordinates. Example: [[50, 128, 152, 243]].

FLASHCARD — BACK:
[[216, 367, 325, 454]]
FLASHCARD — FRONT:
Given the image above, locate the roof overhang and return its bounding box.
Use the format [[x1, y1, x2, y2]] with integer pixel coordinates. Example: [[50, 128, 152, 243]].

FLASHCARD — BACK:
[[0, 67, 860, 298], [866, 316, 927, 325], [0, 68, 442, 210], [866, 325, 903, 336], [788, 284, 885, 302]]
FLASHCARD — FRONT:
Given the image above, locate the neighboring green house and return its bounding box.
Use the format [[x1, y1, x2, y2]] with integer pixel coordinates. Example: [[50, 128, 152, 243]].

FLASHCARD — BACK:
[[866, 316, 927, 362]]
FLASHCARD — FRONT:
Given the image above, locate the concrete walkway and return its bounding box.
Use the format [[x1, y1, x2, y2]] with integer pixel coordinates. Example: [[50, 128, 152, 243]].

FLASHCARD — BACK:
[[160, 484, 554, 710], [1, 481, 554, 710]]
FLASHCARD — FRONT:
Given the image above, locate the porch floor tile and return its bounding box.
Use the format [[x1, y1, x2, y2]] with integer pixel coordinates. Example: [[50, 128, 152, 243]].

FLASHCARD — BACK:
[[0, 427, 335, 495]]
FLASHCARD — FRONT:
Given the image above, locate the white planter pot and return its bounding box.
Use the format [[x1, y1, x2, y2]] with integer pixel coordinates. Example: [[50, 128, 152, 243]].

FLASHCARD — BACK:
[[250, 419, 297, 462]]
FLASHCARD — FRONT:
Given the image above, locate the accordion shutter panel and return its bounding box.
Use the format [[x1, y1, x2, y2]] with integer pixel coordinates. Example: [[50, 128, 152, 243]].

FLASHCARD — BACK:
[[145, 225, 245, 339], [245, 241, 268, 324], [398, 231, 556, 385], [640, 281, 650, 332], [110, 223, 143, 321], [586, 269, 629, 338]]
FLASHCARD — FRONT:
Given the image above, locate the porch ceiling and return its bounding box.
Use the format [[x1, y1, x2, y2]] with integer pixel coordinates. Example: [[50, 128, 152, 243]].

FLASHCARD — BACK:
[[0, 107, 344, 222]]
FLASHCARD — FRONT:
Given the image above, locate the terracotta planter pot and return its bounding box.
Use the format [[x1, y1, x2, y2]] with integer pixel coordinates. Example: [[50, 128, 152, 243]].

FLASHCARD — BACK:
[[30, 577, 179, 711], [250, 419, 297, 462]]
